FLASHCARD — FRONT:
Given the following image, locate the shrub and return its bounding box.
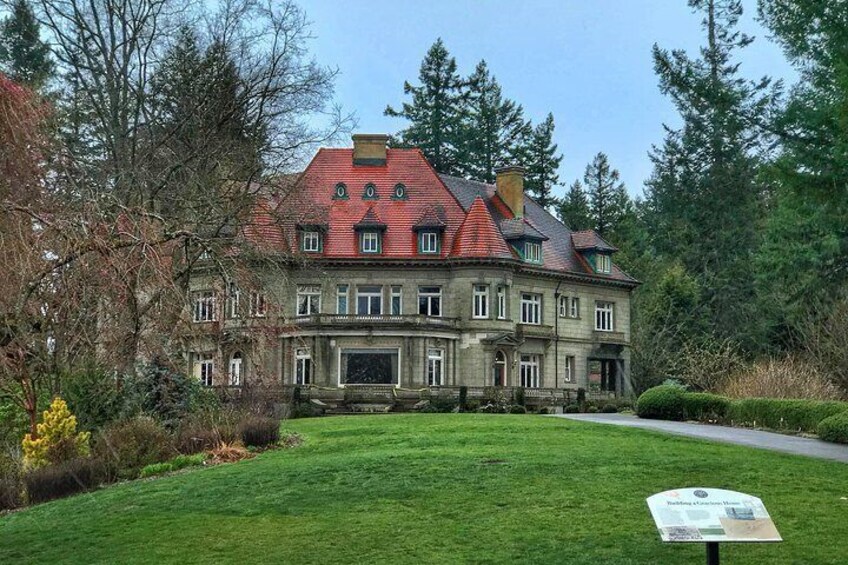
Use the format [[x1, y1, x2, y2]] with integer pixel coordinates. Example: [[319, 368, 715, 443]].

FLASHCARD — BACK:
[[727, 398, 848, 433], [564, 404, 580, 414], [0, 452, 22, 511], [94, 417, 174, 480], [586, 405, 598, 413], [175, 408, 241, 454], [817, 411, 848, 444], [428, 395, 458, 413], [636, 385, 687, 421], [22, 398, 91, 469], [24, 458, 102, 505], [459, 386, 468, 411], [720, 356, 843, 400], [509, 405, 527, 414], [208, 442, 254, 464], [139, 454, 206, 478], [576, 388, 586, 411], [239, 416, 280, 448], [122, 359, 202, 429], [683, 392, 730, 421], [600, 403, 618, 413], [514, 387, 526, 407], [63, 369, 124, 432]]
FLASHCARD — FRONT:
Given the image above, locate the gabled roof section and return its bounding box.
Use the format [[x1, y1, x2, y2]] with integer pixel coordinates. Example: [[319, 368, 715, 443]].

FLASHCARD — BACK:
[[353, 206, 387, 231], [451, 196, 514, 259], [571, 230, 618, 252], [413, 205, 447, 231]]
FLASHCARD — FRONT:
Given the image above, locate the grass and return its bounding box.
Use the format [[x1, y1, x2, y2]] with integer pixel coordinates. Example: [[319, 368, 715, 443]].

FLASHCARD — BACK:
[[2, 414, 847, 564]]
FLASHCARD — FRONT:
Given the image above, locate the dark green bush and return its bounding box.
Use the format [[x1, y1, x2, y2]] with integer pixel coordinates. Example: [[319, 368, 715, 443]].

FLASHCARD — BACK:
[[64, 369, 123, 432], [564, 404, 580, 414], [600, 403, 618, 413], [576, 388, 586, 411], [24, 458, 102, 505], [94, 417, 174, 480], [509, 405, 527, 414], [683, 392, 730, 421], [636, 385, 687, 421], [817, 411, 848, 444], [239, 416, 280, 448], [122, 359, 203, 429], [175, 408, 241, 453], [428, 396, 458, 413], [586, 405, 599, 413], [459, 386, 468, 411], [727, 398, 848, 433], [514, 387, 526, 407]]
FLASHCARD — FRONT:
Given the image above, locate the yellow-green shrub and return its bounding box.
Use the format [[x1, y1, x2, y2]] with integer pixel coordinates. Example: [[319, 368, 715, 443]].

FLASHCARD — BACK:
[[22, 398, 90, 469]]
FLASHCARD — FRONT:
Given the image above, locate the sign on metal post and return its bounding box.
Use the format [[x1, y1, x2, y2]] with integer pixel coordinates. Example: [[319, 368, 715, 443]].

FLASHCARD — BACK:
[[647, 488, 781, 564]]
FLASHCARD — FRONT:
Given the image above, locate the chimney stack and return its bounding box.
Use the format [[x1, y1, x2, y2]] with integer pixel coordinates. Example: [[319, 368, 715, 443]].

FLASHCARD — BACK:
[[352, 134, 389, 166], [495, 166, 525, 218]]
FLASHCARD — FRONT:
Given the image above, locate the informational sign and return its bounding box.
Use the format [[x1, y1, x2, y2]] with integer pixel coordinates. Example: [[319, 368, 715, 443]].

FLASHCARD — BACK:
[[647, 488, 782, 543]]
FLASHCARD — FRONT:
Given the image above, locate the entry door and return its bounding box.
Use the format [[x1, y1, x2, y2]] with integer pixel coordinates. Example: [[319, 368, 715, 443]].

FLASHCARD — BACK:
[[600, 360, 617, 393], [493, 351, 507, 386]]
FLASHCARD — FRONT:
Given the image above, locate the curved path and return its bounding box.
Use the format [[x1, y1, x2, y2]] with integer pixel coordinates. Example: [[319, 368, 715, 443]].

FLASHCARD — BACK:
[[551, 413, 848, 463]]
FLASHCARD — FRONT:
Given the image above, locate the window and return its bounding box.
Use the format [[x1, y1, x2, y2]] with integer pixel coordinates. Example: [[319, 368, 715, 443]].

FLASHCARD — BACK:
[[192, 291, 217, 323], [228, 283, 240, 318], [295, 348, 311, 385], [195, 353, 214, 387], [392, 183, 407, 200], [418, 231, 439, 254], [596, 253, 612, 274], [357, 285, 383, 315], [473, 285, 489, 319], [497, 286, 507, 320], [340, 349, 400, 385], [559, 295, 568, 318], [519, 354, 540, 388], [569, 297, 580, 319], [336, 284, 349, 315], [418, 286, 442, 317], [391, 286, 403, 316], [363, 183, 378, 199], [525, 241, 542, 263], [228, 352, 243, 386], [333, 182, 348, 199], [595, 301, 614, 332], [249, 291, 267, 317], [520, 293, 541, 325], [301, 230, 321, 252], [427, 348, 444, 386], [360, 231, 380, 253], [296, 285, 321, 316], [564, 355, 575, 383]]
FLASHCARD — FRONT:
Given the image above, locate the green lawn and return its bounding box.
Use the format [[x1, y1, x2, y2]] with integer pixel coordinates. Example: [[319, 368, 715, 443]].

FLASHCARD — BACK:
[[2, 414, 846, 564]]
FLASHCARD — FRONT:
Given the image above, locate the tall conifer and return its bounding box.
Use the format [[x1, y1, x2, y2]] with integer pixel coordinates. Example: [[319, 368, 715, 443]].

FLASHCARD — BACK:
[[524, 113, 562, 210], [0, 0, 52, 89]]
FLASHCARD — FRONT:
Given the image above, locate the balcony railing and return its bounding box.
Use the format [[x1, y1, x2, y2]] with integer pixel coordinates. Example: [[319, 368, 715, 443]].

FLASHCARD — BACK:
[[593, 330, 628, 344], [294, 313, 460, 329]]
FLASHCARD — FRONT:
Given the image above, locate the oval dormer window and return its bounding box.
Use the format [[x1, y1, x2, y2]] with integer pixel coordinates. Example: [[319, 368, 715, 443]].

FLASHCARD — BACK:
[[363, 183, 377, 199], [393, 183, 406, 199], [334, 182, 348, 199]]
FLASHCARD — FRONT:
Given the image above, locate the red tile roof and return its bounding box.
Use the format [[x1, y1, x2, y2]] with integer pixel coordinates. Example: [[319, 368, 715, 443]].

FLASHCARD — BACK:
[[571, 230, 618, 252], [451, 197, 514, 259]]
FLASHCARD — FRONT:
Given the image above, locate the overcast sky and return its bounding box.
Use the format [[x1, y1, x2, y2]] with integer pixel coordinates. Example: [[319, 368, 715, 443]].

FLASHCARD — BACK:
[[304, 0, 796, 198]]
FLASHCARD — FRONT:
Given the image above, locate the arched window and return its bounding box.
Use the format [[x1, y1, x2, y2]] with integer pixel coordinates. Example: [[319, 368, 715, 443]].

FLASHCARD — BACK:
[[493, 350, 507, 387], [333, 182, 348, 199], [229, 352, 243, 386]]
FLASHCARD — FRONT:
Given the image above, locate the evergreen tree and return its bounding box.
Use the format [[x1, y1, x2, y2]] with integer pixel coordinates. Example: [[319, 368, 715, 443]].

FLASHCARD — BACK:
[[460, 60, 532, 183], [643, 0, 775, 348], [557, 179, 592, 231], [384, 38, 465, 174], [583, 152, 630, 238], [0, 0, 52, 89], [524, 113, 562, 210]]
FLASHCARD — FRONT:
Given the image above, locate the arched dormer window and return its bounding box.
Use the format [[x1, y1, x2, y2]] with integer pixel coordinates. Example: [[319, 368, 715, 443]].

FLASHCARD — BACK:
[[391, 183, 407, 200], [363, 183, 378, 200], [333, 182, 348, 200]]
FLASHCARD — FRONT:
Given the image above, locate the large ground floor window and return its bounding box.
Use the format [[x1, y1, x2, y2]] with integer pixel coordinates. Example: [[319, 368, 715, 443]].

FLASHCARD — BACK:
[[340, 348, 400, 385], [519, 354, 540, 388], [588, 359, 618, 392]]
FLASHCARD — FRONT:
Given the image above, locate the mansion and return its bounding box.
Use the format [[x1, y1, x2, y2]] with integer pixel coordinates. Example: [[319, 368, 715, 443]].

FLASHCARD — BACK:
[[189, 134, 638, 398]]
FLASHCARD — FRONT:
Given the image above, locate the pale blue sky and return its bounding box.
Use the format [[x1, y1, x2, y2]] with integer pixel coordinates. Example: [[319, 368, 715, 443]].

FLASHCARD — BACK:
[[304, 0, 795, 198]]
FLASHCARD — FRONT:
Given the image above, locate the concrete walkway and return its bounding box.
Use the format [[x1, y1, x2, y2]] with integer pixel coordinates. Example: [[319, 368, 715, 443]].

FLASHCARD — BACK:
[[550, 413, 848, 463]]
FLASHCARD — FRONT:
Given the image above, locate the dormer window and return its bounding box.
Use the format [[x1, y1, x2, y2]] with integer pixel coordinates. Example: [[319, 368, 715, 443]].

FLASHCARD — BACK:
[[302, 230, 321, 252], [360, 231, 381, 253], [392, 183, 407, 200], [525, 241, 542, 263], [596, 253, 612, 274], [333, 182, 348, 199], [363, 183, 378, 200], [418, 231, 440, 254]]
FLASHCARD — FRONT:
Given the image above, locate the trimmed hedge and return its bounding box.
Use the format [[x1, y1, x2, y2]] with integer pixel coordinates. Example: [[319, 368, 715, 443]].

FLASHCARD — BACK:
[[727, 399, 848, 433], [683, 392, 730, 421], [636, 385, 686, 421], [817, 411, 848, 444]]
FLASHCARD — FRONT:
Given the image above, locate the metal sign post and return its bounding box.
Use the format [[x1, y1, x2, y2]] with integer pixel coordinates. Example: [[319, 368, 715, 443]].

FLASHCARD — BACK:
[[647, 488, 781, 564]]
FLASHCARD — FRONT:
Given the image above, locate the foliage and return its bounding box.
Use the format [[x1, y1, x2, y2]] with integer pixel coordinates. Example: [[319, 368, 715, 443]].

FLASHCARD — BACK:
[[0, 450, 22, 510], [508, 405, 527, 414], [458, 386, 468, 411], [238, 416, 280, 448], [817, 411, 848, 445], [557, 180, 592, 231], [122, 360, 203, 429], [800, 294, 848, 395], [63, 369, 123, 432], [207, 442, 254, 464], [23, 457, 101, 505], [635, 385, 687, 421], [22, 398, 91, 469], [583, 152, 631, 238], [513, 387, 525, 407], [0, 0, 53, 89], [139, 454, 206, 478], [719, 356, 843, 400], [600, 404, 618, 414], [564, 404, 580, 414], [682, 392, 730, 422], [524, 113, 562, 209], [93, 417, 173, 480], [727, 398, 848, 433]]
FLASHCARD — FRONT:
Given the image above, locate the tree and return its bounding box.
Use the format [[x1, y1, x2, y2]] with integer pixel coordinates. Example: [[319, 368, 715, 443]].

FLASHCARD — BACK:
[[524, 113, 562, 210], [22, 397, 90, 468], [643, 0, 775, 348], [385, 38, 465, 174], [460, 60, 532, 183], [558, 179, 591, 231], [583, 152, 630, 238], [0, 0, 52, 89]]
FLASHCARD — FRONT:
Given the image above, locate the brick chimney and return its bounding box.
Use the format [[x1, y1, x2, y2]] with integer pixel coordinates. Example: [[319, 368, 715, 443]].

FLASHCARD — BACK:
[[495, 166, 525, 218], [352, 134, 389, 166]]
